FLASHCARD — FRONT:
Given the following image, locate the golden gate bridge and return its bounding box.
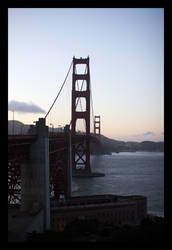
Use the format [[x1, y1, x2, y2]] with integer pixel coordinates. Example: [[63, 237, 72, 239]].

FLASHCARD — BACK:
[[8, 56, 101, 205], [8, 57, 147, 239]]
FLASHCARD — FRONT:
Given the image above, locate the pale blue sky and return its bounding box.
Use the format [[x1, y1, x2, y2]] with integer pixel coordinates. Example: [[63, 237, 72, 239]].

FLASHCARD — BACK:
[[8, 8, 164, 141]]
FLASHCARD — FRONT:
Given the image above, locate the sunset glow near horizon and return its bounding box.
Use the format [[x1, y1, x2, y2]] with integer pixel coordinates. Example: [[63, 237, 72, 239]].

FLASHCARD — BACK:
[[8, 8, 164, 142]]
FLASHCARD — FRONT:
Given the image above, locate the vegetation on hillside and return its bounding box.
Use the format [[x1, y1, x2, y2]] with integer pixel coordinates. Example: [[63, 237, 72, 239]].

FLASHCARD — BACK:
[[26, 215, 164, 244]]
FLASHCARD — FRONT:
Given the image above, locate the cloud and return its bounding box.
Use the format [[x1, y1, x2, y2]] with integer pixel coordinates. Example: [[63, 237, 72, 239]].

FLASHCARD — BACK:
[[143, 131, 156, 136], [131, 131, 156, 138], [8, 100, 46, 114], [127, 131, 158, 142]]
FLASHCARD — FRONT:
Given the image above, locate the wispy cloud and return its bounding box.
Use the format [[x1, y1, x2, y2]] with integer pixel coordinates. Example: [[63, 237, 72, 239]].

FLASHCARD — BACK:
[[143, 131, 156, 136], [8, 100, 46, 114], [126, 131, 160, 142], [130, 131, 156, 138]]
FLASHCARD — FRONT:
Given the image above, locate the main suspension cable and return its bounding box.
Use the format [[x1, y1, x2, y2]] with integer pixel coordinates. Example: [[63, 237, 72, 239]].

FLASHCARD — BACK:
[[45, 60, 73, 119]]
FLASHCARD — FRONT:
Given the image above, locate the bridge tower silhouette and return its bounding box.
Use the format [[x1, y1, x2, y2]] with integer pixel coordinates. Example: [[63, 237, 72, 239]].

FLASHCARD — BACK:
[[94, 115, 101, 136], [71, 56, 91, 173]]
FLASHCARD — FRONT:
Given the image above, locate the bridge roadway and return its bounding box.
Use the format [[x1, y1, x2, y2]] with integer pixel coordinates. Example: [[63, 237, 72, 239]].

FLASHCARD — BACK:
[[8, 132, 99, 162], [8, 132, 101, 204]]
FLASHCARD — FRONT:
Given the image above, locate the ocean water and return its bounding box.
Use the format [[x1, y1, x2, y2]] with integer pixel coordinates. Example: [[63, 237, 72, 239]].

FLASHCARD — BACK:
[[72, 152, 164, 216]]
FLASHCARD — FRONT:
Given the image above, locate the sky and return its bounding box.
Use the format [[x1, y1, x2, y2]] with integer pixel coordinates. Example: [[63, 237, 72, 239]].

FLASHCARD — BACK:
[[8, 8, 164, 142]]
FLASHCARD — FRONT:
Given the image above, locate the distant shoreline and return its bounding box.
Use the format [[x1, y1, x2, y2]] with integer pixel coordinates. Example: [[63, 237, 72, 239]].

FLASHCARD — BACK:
[[91, 150, 164, 156]]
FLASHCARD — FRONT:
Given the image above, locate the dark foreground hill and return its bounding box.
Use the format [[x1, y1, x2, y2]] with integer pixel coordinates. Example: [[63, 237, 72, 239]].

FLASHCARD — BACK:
[[26, 215, 164, 244]]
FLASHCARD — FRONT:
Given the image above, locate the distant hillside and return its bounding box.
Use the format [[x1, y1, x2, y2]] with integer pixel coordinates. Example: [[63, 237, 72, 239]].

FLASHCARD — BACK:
[[8, 120, 64, 134], [8, 120, 31, 135], [90, 135, 164, 154], [136, 141, 164, 152], [8, 120, 164, 152], [91, 135, 126, 154]]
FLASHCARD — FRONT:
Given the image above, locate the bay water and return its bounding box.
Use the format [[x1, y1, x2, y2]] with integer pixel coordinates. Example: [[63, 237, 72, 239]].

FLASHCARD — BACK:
[[72, 152, 164, 216]]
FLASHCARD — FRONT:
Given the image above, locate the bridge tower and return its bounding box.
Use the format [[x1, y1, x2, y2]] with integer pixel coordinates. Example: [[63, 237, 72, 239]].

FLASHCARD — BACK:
[[94, 115, 101, 136], [71, 56, 91, 173]]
